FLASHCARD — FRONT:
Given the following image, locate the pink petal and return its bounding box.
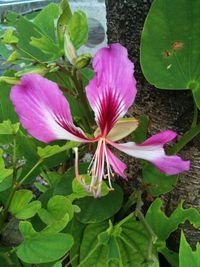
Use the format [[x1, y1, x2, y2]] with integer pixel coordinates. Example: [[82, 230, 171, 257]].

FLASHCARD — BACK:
[[10, 74, 88, 143], [141, 130, 177, 146], [86, 43, 137, 136], [106, 146, 127, 179], [108, 131, 190, 175]]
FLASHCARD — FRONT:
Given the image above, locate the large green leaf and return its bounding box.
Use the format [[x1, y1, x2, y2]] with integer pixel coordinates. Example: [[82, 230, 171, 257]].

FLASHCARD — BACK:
[[142, 162, 178, 196], [16, 16, 61, 62], [33, 3, 59, 42], [75, 184, 123, 223], [140, 0, 200, 108], [77, 218, 155, 267], [17, 221, 74, 264], [146, 198, 200, 241], [179, 231, 200, 267]]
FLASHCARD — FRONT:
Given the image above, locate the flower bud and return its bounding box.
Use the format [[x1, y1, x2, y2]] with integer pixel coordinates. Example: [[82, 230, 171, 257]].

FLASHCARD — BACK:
[[64, 30, 77, 65], [75, 53, 92, 69]]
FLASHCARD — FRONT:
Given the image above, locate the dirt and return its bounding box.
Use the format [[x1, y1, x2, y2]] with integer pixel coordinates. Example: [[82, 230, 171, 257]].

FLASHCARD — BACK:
[[106, 0, 200, 249]]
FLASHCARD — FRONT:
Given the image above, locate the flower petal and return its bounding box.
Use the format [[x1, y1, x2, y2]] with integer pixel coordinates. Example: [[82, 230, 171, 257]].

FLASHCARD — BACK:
[[106, 146, 127, 179], [86, 43, 137, 136], [94, 118, 138, 142], [109, 131, 190, 175], [10, 74, 88, 143]]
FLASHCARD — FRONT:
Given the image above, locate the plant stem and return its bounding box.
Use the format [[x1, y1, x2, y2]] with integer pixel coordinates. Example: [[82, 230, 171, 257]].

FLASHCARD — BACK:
[[72, 68, 94, 131], [135, 193, 157, 265], [18, 158, 43, 186], [117, 190, 137, 219], [191, 102, 198, 128], [168, 122, 200, 154]]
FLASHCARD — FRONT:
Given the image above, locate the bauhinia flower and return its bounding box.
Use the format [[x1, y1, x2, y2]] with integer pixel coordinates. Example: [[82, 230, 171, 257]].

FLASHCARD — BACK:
[[10, 43, 190, 197]]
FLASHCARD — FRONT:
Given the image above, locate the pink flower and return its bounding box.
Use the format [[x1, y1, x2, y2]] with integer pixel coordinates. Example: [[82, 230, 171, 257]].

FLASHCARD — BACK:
[[10, 43, 190, 197]]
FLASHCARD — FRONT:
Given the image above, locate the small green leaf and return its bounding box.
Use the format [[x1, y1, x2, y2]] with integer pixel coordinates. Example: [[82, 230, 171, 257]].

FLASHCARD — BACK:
[[68, 11, 88, 49], [38, 195, 74, 233], [75, 184, 123, 223], [0, 120, 20, 135], [179, 231, 200, 267], [80, 67, 94, 87], [71, 176, 109, 200], [0, 29, 18, 44], [15, 66, 48, 77], [17, 221, 74, 264], [37, 142, 78, 159], [57, 0, 72, 42], [9, 189, 41, 219]]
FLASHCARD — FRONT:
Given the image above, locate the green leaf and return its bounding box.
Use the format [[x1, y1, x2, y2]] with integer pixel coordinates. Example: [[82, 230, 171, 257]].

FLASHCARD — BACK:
[[16, 17, 57, 62], [15, 65, 48, 77], [78, 218, 153, 267], [17, 221, 74, 264], [68, 11, 88, 49], [70, 218, 86, 267], [132, 115, 149, 143], [0, 149, 13, 184], [75, 184, 123, 223], [9, 189, 41, 219], [0, 80, 18, 122], [0, 44, 11, 58], [33, 3, 60, 42], [37, 142, 78, 159], [80, 67, 94, 87], [146, 198, 200, 241], [179, 231, 200, 267], [71, 176, 109, 200], [0, 120, 19, 135], [0, 29, 18, 44], [38, 195, 74, 234], [140, 0, 200, 108], [30, 36, 61, 58], [57, 0, 72, 42], [0, 176, 13, 192], [38, 195, 74, 223], [142, 162, 178, 196]]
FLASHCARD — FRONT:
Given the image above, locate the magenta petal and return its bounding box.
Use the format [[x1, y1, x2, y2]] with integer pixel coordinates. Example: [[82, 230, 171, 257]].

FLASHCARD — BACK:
[[106, 146, 127, 179], [151, 155, 190, 175], [141, 130, 177, 146], [86, 43, 137, 135], [10, 74, 88, 143], [109, 130, 190, 175]]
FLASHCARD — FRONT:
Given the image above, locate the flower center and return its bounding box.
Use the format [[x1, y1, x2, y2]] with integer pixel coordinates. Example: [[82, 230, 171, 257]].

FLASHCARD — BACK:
[[74, 138, 114, 197]]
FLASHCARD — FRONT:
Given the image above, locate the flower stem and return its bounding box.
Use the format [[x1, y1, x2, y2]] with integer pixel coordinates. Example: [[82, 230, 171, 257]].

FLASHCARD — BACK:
[[168, 122, 200, 154]]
